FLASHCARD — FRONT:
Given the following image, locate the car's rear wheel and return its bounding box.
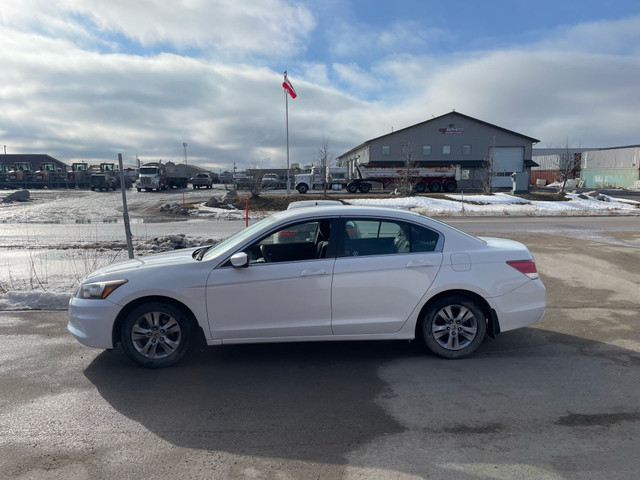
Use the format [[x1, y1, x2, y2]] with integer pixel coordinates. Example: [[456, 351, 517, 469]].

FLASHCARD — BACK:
[[422, 296, 486, 359], [120, 302, 192, 368]]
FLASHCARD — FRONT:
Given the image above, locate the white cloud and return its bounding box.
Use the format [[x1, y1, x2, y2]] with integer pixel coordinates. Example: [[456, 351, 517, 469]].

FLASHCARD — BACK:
[[1, 0, 317, 58], [328, 19, 448, 59], [0, 4, 637, 171]]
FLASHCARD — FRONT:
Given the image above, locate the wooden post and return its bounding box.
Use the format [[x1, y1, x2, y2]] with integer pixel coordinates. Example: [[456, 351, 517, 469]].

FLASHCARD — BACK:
[[118, 153, 134, 259]]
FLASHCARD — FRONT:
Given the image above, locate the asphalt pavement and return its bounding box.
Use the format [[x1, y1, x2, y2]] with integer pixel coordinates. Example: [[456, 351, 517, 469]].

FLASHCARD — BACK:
[[1, 218, 639, 479]]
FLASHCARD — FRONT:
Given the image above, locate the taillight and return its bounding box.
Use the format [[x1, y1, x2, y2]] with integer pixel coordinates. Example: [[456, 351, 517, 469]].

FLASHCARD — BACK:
[[507, 260, 539, 279]]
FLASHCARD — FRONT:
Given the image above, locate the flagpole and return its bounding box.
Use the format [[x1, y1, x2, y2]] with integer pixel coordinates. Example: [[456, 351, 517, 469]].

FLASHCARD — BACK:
[[285, 79, 291, 195]]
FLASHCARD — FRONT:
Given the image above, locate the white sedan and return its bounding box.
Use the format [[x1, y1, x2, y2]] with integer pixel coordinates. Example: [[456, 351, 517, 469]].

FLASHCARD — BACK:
[[68, 204, 545, 367]]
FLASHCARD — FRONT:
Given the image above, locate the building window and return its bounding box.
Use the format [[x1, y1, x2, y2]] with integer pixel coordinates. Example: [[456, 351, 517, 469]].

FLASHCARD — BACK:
[[381, 146, 390, 156], [462, 145, 471, 155], [442, 145, 451, 155], [422, 145, 432, 156]]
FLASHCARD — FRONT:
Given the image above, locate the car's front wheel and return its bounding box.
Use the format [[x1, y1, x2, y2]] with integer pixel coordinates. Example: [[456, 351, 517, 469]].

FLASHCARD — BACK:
[[422, 296, 486, 359], [120, 302, 192, 368]]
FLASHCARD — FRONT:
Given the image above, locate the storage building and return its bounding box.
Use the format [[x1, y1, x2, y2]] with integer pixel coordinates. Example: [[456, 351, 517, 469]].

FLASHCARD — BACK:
[[337, 111, 540, 190]]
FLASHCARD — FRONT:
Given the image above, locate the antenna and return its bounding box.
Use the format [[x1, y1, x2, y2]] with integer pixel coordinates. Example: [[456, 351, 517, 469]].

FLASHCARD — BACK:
[[183, 142, 188, 164]]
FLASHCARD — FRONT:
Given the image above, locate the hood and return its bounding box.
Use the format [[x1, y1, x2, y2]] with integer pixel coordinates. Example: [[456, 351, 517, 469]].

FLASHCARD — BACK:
[[85, 247, 200, 280]]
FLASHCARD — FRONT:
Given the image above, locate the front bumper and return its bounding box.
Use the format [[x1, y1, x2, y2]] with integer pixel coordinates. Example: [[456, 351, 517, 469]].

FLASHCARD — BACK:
[[67, 297, 122, 349]]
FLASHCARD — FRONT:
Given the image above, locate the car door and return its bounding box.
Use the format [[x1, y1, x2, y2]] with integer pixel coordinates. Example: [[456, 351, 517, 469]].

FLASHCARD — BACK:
[[331, 217, 443, 335], [206, 219, 337, 340]]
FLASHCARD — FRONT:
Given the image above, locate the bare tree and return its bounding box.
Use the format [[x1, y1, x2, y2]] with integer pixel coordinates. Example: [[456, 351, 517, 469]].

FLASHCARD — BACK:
[[399, 141, 418, 196], [555, 138, 581, 193], [318, 137, 333, 196], [481, 136, 497, 194], [247, 171, 263, 199]]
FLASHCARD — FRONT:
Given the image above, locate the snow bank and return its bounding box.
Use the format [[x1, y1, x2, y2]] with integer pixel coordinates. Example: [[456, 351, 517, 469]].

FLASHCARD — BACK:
[[0, 290, 71, 311], [344, 192, 639, 216]]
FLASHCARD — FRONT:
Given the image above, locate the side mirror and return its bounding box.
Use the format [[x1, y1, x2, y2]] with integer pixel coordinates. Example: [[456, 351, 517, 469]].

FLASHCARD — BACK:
[[230, 252, 249, 268]]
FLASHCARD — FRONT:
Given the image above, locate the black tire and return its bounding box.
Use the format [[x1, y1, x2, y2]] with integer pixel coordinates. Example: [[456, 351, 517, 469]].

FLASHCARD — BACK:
[[346, 183, 358, 194], [297, 183, 309, 194], [359, 183, 371, 193], [415, 182, 426, 193], [445, 181, 457, 192], [137, 188, 141, 192], [429, 182, 442, 193], [120, 302, 192, 368], [421, 296, 486, 359]]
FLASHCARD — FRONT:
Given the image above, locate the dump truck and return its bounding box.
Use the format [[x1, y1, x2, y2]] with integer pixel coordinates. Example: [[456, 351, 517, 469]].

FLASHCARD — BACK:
[[136, 161, 190, 191]]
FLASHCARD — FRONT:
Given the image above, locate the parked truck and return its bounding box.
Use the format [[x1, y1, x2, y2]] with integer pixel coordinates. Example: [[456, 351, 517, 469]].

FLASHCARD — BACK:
[[295, 163, 460, 194], [136, 161, 190, 191], [294, 166, 348, 194], [191, 172, 214, 189]]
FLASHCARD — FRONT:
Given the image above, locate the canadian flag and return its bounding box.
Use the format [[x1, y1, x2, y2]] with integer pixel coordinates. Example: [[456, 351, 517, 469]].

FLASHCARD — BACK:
[[282, 71, 297, 99]]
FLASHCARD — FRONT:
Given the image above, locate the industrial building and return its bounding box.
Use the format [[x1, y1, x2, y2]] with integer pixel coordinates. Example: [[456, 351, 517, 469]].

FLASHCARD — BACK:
[[580, 146, 640, 189], [531, 146, 640, 189], [337, 111, 540, 190]]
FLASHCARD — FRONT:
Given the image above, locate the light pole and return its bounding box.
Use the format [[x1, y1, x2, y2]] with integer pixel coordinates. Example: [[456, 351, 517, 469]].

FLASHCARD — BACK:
[[183, 142, 188, 164]]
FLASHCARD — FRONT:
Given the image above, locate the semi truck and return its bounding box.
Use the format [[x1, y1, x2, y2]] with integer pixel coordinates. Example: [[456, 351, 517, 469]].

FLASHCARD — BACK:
[[295, 163, 460, 194], [294, 166, 348, 194], [136, 161, 190, 191]]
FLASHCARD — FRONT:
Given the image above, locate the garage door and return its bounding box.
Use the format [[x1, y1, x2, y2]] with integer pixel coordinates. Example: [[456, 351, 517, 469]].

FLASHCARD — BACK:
[[492, 147, 524, 188]]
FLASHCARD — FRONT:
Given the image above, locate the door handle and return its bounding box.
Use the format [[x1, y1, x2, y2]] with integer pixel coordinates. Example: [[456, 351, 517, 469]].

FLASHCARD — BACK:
[[300, 269, 329, 277], [406, 259, 435, 268]]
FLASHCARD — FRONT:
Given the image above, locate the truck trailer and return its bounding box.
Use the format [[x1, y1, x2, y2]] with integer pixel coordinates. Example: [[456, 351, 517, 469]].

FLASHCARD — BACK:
[[295, 163, 460, 194]]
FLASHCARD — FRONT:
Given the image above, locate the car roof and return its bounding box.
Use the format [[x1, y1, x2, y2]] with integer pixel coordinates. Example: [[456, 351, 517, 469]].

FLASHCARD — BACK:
[[273, 204, 423, 221]]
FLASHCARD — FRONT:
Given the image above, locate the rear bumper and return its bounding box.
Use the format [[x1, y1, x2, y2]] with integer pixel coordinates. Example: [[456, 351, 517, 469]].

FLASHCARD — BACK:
[[491, 279, 546, 332]]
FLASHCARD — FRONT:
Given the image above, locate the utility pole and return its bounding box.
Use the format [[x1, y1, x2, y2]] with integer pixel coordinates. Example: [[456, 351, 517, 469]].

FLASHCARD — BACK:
[[183, 142, 188, 164]]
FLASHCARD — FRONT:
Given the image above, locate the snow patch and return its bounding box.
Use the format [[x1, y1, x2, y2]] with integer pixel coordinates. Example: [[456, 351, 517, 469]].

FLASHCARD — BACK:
[[0, 290, 71, 311]]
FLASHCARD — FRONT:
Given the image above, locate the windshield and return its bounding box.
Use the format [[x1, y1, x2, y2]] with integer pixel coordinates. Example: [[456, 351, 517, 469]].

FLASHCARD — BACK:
[[202, 216, 278, 262], [140, 167, 159, 174]]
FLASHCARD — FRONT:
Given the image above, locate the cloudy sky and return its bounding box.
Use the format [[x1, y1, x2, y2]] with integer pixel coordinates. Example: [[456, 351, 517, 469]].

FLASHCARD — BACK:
[[1, 0, 638, 170]]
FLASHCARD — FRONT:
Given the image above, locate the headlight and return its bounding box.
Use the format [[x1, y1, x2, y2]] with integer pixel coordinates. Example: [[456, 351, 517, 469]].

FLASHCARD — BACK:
[[76, 279, 128, 299]]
